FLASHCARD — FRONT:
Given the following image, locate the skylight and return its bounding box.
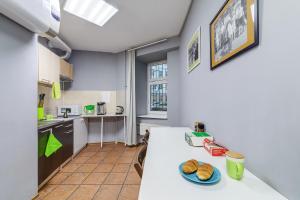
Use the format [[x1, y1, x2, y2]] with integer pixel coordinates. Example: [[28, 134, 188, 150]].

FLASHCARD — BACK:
[[64, 0, 118, 27]]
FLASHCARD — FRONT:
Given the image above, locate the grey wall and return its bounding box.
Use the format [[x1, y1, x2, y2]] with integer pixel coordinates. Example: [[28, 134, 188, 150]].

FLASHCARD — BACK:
[[68, 51, 118, 90], [0, 15, 38, 200], [67, 51, 126, 143], [136, 37, 180, 63], [165, 50, 180, 125], [136, 49, 181, 126], [116, 52, 126, 90], [179, 0, 300, 199], [135, 60, 148, 116], [136, 36, 180, 57]]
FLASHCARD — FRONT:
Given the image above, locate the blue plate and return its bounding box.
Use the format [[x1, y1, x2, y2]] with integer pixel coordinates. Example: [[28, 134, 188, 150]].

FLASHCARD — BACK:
[[178, 161, 221, 185]]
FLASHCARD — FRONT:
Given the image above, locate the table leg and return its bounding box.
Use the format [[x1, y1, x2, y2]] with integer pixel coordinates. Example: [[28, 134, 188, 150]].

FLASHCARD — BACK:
[[123, 116, 126, 146], [101, 117, 104, 148], [87, 118, 89, 134], [114, 118, 117, 144]]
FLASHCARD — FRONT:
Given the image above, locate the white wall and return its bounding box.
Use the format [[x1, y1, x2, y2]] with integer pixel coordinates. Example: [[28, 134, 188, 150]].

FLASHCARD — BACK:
[[179, 1, 300, 199], [0, 15, 38, 200]]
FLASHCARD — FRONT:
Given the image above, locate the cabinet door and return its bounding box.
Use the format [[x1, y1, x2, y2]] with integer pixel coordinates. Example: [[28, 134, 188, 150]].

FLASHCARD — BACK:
[[74, 118, 88, 154], [38, 125, 63, 185], [52, 124, 64, 167], [60, 59, 73, 80], [50, 52, 60, 84], [69, 64, 74, 80], [38, 44, 52, 85], [38, 44, 60, 85], [60, 59, 68, 77], [38, 128, 51, 185], [61, 121, 74, 162]]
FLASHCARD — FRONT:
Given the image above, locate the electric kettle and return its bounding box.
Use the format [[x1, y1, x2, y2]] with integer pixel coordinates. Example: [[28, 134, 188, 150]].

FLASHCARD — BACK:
[[97, 102, 106, 115], [116, 106, 124, 115]]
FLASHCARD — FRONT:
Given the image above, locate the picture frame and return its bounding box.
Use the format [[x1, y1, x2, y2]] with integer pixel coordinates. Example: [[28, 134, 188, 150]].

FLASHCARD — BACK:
[[187, 27, 201, 73], [210, 0, 259, 70]]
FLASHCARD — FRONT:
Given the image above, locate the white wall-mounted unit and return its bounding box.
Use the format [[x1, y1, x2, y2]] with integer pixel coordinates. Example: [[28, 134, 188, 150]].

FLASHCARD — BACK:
[[0, 0, 61, 37]]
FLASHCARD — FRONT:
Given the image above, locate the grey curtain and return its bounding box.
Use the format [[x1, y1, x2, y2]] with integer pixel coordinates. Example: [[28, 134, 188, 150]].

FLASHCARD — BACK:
[[125, 50, 137, 145]]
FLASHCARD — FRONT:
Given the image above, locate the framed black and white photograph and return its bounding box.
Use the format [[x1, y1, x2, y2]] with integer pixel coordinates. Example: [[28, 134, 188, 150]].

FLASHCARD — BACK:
[[187, 27, 201, 73], [210, 0, 259, 70]]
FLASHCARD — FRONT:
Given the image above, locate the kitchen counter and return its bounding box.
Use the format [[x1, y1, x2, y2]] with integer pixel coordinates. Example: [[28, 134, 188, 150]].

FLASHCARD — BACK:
[[38, 120, 64, 129], [38, 117, 79, 129], [81, 114, 126, 118]]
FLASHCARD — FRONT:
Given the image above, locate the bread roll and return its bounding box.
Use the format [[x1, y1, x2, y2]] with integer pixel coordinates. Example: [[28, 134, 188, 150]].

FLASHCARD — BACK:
[[196, 163, 214, 180], [182, 159, 199, 174]]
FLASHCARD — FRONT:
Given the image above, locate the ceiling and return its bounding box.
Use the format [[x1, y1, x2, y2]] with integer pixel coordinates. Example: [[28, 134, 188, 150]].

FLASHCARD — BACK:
[[59, 0, 192, 53]]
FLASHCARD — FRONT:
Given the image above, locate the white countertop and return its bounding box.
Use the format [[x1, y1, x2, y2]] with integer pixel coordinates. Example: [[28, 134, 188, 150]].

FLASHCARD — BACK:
[[138, 127, 287, 200], [81, 114, 126, 118]]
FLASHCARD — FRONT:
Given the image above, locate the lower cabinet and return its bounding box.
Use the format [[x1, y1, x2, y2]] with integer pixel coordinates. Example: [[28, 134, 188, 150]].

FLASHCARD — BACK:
[[74, 118, 88, 154], [61, 121, 74, 163], [38, 121, 74, 186]]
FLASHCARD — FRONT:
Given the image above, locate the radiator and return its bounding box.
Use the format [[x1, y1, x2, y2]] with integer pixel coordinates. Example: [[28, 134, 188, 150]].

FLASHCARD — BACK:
[[139, 123, 163, 136]]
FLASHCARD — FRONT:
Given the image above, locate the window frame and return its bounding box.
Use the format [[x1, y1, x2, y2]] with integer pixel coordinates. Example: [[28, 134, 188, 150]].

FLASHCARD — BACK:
[[147, 60, 168, 116]]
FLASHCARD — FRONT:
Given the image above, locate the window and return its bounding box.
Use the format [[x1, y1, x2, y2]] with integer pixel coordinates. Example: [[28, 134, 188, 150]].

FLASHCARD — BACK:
[[147, 61, 168, 115]]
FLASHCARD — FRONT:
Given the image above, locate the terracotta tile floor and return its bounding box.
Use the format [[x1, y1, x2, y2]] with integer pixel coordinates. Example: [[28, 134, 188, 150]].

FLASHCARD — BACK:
[[36, 143, 141, 200]]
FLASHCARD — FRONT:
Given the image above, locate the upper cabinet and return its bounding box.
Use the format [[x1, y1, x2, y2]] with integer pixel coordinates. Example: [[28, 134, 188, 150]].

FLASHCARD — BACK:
[[38, 44, 60, 85], [38, 44, 74, 85], [60, 59, 73, 80]]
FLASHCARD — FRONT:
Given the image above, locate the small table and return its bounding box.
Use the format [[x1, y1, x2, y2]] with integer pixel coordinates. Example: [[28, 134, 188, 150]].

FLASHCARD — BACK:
[[81, 114, 126, 148], [139, 127, 287, 200]]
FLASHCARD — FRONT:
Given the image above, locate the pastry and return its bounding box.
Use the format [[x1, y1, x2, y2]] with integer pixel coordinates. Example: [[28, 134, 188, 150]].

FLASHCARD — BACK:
[[182, 159, 199, 174], [196, 163, 214, 180]]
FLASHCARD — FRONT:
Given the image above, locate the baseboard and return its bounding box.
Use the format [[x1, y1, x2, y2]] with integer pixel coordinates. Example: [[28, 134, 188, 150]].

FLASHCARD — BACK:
[[88, 141, 126, 145], [31, 193, 39, 200], [38, 168, 60, 190], [73, 144, 88, 157], [38, 157, 73, 190]]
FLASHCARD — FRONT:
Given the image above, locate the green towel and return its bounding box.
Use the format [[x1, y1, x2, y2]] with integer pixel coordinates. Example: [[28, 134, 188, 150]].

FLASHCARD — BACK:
[[192, 131, 210, 137], [45, 133, 62, 157], [52, 82, 61, 100]]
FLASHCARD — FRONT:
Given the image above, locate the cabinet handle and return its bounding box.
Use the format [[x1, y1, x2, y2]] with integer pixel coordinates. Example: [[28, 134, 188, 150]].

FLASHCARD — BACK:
[[40, 128, 52, 133], [55, 124, 63, 128], [65, 124, 73, 128], [65, 130, 73, 134]]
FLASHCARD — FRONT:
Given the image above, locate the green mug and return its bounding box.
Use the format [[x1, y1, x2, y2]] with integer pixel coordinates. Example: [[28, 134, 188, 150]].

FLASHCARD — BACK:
[[226, 151, 245, 180]]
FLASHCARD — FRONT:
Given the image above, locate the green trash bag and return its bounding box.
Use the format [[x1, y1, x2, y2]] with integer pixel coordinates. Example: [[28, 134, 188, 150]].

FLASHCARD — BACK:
[[45, 133, 62, 157]]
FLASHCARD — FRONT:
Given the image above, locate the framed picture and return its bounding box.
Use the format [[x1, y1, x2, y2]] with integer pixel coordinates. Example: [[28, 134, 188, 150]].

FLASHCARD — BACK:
[[187, 27, 201, 73], [210, 0, 259, 70]]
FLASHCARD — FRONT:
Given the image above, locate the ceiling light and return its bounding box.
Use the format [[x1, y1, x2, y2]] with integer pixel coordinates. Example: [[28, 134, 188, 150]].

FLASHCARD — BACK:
[[64, 0, 118, 27]]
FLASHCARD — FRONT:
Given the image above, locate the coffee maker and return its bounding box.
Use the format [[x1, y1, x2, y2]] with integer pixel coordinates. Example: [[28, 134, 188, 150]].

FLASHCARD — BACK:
[[97, 102, 106, 115]]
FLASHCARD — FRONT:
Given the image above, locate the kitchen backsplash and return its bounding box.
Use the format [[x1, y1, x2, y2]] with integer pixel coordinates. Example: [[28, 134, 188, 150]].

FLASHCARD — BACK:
[[38, 85, 124, 116]]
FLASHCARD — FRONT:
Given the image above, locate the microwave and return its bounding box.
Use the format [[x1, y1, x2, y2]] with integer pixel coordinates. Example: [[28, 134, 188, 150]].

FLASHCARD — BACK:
[[57, 105, 81, 116]]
